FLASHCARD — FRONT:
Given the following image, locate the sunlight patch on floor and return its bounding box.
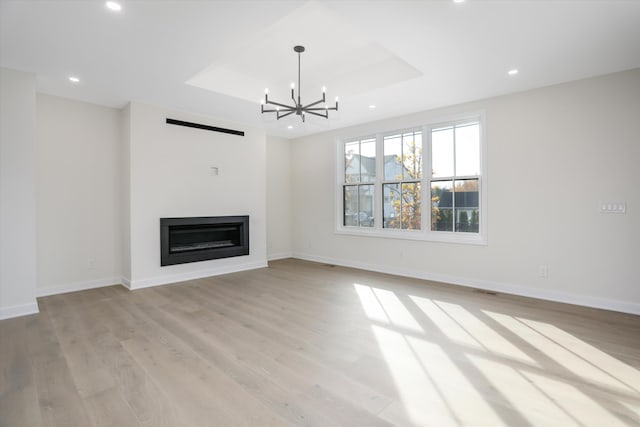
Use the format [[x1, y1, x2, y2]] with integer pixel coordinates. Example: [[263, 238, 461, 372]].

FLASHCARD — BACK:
[[354, 284, 422, 332], [355, 284, 505, 426], [409, 295, 480, 348], [520, 369, 636, 425], [620, 400, 640, 422], [431, 299, 537, 365], [354, 283, 639, 426], [485, 311, 638, 395], [354, 283, 392, 324], [372, 324, 505, 427], [467, 354, 583, 426], [519, 317, 640, 394]]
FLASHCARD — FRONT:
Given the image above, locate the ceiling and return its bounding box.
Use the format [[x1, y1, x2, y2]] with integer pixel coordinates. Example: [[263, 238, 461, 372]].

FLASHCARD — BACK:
[[1, 0, 639, 138]]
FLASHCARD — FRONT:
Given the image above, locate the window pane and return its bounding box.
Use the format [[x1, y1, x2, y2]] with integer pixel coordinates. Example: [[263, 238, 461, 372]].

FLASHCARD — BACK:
[[401, 182, 421, 230], [432, 127, 454, 178], [455, 123, 480, 176], [402, 132, 422, 180], [345, 141, 360, 183], [384, 135, 402, 180], [455, 179, 479, 233], [431, 181, 453, 231], [344, 186, 358, 226], [359, 185, 375, 227], [360, 139, 376, 183], [383, 183, 401, 229]]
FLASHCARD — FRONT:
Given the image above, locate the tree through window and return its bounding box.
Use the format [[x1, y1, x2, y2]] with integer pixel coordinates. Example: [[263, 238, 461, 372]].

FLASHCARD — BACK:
[[383, 131, 422, 230]]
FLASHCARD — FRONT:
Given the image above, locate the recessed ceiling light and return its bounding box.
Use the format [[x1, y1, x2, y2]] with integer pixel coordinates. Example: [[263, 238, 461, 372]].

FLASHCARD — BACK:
[[453, 0, 465, 3], [369, 105, 376, 109], [105, 1, 122, 12], [287, 125, 293, 130], [508, 69, 519, 76], [68, 76, 80, 83]]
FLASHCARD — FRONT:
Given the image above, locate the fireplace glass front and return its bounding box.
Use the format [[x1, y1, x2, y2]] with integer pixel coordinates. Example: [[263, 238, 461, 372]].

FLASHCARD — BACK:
[[160, 216, 249, 266]]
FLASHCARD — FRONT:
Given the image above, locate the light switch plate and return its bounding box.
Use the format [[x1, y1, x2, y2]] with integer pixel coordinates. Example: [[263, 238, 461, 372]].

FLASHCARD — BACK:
[[599, 201, 626, 214]]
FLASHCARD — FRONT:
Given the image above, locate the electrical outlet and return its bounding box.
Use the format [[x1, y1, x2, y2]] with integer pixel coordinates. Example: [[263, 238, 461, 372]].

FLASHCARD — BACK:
[[538, 265, 548, 278], [599, 201, 626, 214]]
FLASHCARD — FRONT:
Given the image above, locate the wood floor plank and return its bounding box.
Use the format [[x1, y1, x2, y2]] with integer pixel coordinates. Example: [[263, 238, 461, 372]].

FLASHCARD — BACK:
[[121, 334, 290, 427], [83, 386, 141, 427], [83, 311, 182, 427], [33, 357, 93, 427], [152, 302, 393, 426], [1, 259, 639, 426], [23, 309, 64, 365], [47, 298, 117, 398], [144, 304, 338, 426], [0, 316, 42, 427]]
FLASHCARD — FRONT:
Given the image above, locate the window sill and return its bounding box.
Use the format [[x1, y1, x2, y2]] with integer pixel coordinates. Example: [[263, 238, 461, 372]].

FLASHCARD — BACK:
[[335, 226, 487, 246]]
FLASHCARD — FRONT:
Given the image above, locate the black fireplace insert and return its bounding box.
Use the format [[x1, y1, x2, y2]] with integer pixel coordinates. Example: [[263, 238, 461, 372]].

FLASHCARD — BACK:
[[160, 216, 249, 266]]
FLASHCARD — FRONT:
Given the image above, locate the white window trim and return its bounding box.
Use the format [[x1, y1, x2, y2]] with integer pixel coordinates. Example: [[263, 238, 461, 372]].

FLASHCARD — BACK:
[[335, 111, 488, 245]]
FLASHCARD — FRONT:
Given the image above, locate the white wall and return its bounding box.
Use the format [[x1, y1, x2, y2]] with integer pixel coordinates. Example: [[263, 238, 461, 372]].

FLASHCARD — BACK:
[[121, 104, 131, 282], [36, 94, 122, 295], [125, 102, 267, 288], [0, 68, 38, 319], [290, 69, 640, 314], [266, 135, 292, 260]]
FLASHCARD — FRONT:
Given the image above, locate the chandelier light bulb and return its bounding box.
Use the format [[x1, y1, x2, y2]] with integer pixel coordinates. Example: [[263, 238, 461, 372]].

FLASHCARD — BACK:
[[290, 82, 295, 89], [265, 88, 269, 94], [322, 86, 326, 93]]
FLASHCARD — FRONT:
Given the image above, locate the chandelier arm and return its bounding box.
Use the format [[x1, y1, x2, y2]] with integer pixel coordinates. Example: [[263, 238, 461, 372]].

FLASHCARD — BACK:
[[262, 108, 294, 113], [305, 110, 329, 118], [302, 99, 327, 109], [277, 111, 296, 120], [266, 100, 296, 110], [306, 106, 338, 111]]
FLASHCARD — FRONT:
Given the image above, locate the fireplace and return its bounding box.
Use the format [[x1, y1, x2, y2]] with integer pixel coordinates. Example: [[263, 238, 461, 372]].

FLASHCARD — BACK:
[[160, 216, 249, 266]]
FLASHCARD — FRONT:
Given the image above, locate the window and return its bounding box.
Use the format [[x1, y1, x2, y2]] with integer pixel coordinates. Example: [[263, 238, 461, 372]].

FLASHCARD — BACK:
[[337, 115, 486, 244], [383, 131, 422, 230], [343, 138, 376, 227], [430, 122, 480, 233]]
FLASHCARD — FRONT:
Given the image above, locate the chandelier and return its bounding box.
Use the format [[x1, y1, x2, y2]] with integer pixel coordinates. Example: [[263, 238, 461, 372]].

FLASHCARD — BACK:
[[261, 45, 338, 122]]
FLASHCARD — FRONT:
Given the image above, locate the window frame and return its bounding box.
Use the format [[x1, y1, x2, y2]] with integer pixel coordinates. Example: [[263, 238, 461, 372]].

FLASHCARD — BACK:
[[335, 111, 488, 245]]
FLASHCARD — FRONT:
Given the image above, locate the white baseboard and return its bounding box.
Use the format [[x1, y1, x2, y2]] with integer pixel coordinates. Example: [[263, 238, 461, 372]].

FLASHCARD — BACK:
[[267, 252, 293, 261], [292, 252, 640, 316], [127, 260, 268, 290], [37, 277, 123, 297], [25, 261, 269, 300], [0, 301, 39, 320]]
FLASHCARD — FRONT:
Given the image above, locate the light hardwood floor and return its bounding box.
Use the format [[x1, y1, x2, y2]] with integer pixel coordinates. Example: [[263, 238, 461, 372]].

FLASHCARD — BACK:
[[1, 258, 639, 426]]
